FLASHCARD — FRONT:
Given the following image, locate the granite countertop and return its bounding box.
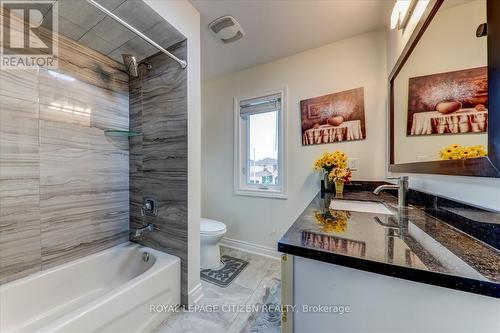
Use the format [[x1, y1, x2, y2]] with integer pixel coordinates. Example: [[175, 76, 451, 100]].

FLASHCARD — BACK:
[[278, 191, 500, 298]]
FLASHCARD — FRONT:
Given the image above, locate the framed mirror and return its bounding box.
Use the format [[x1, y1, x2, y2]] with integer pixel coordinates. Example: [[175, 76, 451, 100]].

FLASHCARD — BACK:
[[389, 0, 500, 177]]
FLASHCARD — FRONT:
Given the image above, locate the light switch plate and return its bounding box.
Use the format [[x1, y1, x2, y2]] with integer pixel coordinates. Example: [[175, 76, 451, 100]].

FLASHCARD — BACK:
[[348, 158, 359, 170]]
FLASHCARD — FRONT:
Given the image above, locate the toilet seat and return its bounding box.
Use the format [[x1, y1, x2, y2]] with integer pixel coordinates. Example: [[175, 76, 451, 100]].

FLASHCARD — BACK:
[[200, 218, 226, 235]]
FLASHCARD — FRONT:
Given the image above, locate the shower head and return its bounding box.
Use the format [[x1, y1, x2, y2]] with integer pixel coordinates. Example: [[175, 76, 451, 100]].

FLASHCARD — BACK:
[[121, 54, 152, 77], [122, 54, 138, 77]]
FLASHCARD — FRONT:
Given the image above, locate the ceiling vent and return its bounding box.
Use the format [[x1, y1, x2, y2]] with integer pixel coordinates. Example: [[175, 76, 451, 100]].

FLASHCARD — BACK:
[[208, 16, 244, 44]]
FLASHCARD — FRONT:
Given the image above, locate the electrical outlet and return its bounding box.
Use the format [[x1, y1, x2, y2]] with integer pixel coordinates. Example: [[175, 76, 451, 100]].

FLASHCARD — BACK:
[[348, 158, 359, 170]]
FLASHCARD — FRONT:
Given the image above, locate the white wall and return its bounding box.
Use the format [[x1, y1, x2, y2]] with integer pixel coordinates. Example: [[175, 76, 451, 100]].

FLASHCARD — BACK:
[[144, 0, 202, 304], [387, 0, 500, 211], [202, 31, 388, 248]]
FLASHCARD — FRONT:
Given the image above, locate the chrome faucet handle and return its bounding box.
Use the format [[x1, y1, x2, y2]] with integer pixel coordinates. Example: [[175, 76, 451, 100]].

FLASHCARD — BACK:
[[141, 197, 158, 217]]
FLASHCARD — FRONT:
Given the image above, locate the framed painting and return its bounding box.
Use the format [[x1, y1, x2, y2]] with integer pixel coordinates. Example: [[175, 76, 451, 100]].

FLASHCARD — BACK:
[[300, 87, 366, 146]]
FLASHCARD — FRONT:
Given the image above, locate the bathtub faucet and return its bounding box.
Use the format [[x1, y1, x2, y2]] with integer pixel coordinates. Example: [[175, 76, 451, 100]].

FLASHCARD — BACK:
[[133, 223, 156, 239]]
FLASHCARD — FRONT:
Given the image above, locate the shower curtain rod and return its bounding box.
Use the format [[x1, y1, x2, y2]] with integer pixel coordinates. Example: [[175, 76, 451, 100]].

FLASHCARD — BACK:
[[85, 0, 187, 69]]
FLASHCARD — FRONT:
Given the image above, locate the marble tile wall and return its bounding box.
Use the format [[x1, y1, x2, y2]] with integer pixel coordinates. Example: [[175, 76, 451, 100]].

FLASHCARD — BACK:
[[0, 27, 130, 283], [129, 40, 188, 304], [0, 70, 41, 282]]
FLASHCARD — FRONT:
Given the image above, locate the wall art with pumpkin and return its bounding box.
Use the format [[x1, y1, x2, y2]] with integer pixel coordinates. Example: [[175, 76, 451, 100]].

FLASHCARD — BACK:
[[300, 87, 366, 146]]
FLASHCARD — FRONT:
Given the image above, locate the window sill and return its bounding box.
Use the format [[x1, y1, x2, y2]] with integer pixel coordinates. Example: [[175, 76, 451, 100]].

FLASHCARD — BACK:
[[234, 188, 287, 199]]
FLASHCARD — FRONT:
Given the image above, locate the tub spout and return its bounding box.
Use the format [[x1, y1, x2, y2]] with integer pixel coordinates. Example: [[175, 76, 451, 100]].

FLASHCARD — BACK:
[[133, 223, 156, 239]]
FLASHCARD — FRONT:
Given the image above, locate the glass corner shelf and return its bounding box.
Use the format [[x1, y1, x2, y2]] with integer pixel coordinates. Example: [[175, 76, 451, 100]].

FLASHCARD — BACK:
[[104, 129, 143, 137]]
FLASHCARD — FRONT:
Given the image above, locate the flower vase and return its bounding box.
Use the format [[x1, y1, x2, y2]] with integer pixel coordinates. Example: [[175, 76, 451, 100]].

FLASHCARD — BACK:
[[335, 181, 344, 198], [323, 173, 331, 190]]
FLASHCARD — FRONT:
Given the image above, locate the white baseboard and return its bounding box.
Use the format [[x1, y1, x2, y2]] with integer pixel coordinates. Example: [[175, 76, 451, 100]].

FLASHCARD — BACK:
[[188, 282, 204, 305], [220, 237, 281, 261]]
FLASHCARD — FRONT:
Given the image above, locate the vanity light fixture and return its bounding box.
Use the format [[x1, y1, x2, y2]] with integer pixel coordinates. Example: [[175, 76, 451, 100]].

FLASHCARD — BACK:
[[391, 0, 418, 30]]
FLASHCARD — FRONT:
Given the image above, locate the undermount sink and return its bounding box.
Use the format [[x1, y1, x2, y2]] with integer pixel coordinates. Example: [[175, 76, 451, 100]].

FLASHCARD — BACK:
[[329, 199, 394, 215]]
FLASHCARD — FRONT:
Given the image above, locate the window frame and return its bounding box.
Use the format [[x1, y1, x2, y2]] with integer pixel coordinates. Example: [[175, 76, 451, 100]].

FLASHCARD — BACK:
[[233, 88, 287, 199]]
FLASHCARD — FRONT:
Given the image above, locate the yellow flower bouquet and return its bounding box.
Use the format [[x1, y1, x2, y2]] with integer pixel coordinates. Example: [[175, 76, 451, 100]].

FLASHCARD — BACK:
[[314, 150, 352, 196], [440, 144, 487, 160], [314, 210, 350, 233], [314, 151, 348, 173]]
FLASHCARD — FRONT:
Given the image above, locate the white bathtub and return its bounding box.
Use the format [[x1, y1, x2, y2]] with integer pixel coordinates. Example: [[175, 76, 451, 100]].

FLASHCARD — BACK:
[[0, 242, 180, 333]]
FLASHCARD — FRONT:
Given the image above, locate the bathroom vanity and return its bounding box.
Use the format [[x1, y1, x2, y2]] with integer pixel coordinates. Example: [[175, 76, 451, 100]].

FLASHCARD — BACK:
[[278, 190, 500, 332], [278, 1, 500, 330]]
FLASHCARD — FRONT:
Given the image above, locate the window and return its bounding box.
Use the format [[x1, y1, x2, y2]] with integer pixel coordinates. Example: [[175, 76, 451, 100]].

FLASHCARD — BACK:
[[234, 89, 286, 198]]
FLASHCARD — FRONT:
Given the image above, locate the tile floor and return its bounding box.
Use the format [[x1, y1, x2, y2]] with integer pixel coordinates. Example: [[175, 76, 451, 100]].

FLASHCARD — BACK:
[[154, 247, 281, 333]]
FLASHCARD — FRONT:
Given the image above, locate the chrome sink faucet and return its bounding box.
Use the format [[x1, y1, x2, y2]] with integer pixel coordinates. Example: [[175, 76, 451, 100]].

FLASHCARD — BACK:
[[374, 176, 409, 207]]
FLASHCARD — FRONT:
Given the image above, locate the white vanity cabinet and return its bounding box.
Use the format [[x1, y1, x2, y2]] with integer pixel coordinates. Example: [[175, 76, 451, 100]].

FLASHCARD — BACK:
[[281, 254, 500, 333]]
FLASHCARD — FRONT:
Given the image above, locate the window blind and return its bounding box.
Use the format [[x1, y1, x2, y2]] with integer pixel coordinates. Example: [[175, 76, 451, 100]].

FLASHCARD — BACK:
[[240, 93, 281, 117]]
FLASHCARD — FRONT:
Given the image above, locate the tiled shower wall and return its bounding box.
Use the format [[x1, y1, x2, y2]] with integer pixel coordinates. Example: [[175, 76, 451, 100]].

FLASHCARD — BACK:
[[129, 41, 188, 304], [0, 33, 130, 283]]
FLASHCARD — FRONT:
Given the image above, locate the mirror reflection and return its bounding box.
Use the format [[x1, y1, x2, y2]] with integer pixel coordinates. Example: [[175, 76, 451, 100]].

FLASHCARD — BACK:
[[394, 0, 487, 164]]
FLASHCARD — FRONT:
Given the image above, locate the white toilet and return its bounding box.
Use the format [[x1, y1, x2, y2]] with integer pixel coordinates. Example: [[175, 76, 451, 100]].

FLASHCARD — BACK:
[[200, 218, 227, 269]]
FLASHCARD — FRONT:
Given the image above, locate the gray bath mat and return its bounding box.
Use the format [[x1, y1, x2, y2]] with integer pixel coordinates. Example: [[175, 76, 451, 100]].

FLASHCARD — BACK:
[[200, 255, 248, 287]]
